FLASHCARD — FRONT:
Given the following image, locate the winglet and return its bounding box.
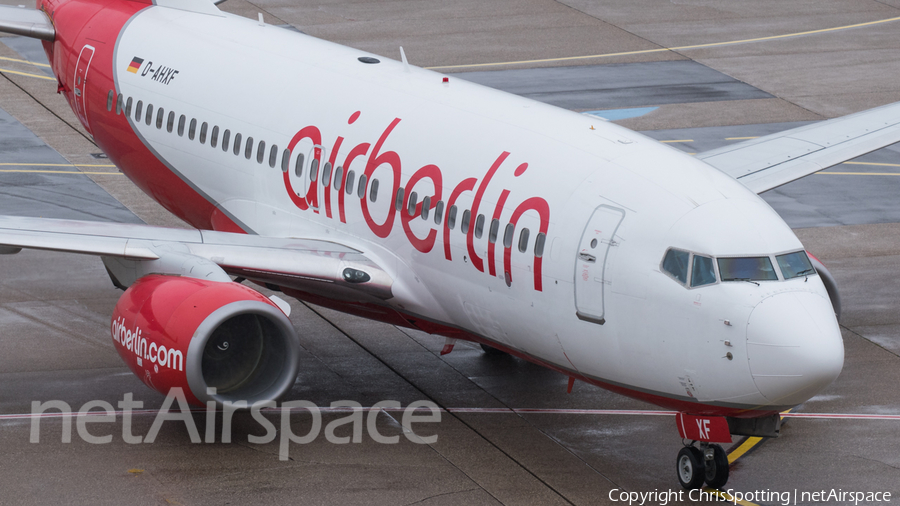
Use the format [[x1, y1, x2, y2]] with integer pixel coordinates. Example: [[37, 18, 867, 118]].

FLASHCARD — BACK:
[[0, 5, 55, 41]]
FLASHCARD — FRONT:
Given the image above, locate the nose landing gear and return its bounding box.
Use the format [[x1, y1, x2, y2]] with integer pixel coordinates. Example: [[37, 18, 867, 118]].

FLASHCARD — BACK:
[[676, 442, 729, 489]]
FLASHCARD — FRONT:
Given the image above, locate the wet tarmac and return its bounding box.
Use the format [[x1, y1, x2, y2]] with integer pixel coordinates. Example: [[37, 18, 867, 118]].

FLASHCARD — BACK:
[[1, 0, 899, 504]]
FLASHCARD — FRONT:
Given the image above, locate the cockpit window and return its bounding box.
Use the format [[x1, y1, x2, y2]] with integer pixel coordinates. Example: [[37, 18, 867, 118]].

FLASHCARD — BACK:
[[691, 255, 716, 287], [662, 249, 689, 284], [718, 257, 778, 282], [777, 251, 816, 279]]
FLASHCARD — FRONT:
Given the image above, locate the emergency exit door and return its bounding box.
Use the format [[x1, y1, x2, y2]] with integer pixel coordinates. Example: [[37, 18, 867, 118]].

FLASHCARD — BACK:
[[574, 205, 625, 325], [73, 44, 95, 132]]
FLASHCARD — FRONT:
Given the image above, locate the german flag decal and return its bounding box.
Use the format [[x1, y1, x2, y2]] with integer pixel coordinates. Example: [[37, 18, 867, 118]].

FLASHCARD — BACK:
[[126, 57, 144, 74]]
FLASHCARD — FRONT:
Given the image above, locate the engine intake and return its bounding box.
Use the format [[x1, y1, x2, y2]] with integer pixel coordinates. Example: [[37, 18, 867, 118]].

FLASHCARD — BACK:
[[111, 274, 300, 405], [807, 251, 841, 322]]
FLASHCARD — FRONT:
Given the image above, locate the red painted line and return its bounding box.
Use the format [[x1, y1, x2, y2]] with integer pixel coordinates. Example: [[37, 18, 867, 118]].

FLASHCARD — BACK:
[[3, 408, 898, 420], [781, 412, 900, 420], [448, 408, 679, 415]]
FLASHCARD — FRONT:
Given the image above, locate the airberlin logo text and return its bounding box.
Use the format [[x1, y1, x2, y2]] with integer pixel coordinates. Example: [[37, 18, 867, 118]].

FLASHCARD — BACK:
[[126, 56, 179, 85], [284, 112, 551, 291], [111, 317, 183, 372]]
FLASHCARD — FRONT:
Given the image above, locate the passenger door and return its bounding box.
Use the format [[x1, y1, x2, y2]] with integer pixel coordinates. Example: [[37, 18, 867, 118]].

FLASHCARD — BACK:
[[574, 205, 625, 325]]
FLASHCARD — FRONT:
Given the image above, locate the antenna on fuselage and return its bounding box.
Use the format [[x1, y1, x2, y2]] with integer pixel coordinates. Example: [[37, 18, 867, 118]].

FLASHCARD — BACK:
[[400, 47, 411, 73]]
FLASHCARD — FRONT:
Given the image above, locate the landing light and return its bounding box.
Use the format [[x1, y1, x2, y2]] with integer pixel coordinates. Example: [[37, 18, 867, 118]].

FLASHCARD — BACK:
[[342, 268, 371, 284]]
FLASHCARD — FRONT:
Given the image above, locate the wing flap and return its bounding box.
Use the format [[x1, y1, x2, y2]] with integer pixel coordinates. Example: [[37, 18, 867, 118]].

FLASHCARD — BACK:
[[697, 101, 900, 194]]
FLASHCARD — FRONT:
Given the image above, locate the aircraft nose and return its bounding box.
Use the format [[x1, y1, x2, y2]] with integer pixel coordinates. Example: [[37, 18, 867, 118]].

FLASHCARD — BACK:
[[746, 291, 844, 407]]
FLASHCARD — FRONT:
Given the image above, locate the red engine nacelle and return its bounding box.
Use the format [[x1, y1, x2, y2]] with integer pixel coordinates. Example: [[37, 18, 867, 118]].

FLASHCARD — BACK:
[[111, 274, 300, 406]]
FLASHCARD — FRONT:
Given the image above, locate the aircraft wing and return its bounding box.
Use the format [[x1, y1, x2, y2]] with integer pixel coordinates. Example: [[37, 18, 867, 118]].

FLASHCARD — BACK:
[[696, 101, 900, 194], [0, 216, 393, 300]]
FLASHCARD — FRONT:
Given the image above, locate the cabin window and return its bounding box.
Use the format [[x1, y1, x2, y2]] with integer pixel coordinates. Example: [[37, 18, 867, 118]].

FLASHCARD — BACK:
[[357, 174, 367, 198], [144, 104, 153, 125], [211, 126, 220, 148], [244, 137, 254, 159], [345, 170, 355, 194], [447, 205, 458, 230], [167, 111, 175, 133], [461, 210, 471, 234], [474, 214, 485, 239], [233, 133, 242, 155], [503, 223, 515, 248], [333, 166, 344, 191], [295, 152, 304, 177], [322, 162, 332, 187], [776, 251, 816, 279], [488, 219, 500, 244], [534, 232, 546, 258], [178, 115, 186, 137], [662, 248, 689, 284], [256, 140, 265, 163], [369, 178, 379, 201], [421, 196, 431, 220], [199, 122, 208, 144], [434, 201, 444, 225], [156, 108, 164, 129], [310, 158, 319, 182], [269, 145, 278, 168], [125, 97, 133, 117], [407, 191, 418, 216], [691, 255, 717, 287], [106, 90, 114, 111], [395, 187, 405, 212], [518, 228, 530, 253], [281, 149, 290, 172], [189, 119, 197, 140], [222, 129, 231, 152], [115, 94, 124, 115], [718, 256, 777, 281], [134, 100, 142, 120]]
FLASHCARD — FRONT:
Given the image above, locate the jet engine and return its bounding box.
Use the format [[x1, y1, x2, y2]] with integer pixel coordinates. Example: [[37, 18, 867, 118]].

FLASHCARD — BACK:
[[110, 274, 300, 405], [807, 252, 841, 322]]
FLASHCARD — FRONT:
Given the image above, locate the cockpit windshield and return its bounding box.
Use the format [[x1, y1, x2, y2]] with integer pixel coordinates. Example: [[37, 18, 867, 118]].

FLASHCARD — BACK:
[[691, 255, 716, 287], [776, 251, 816, 279], [717, 257, 778, 282], [661, 248, 816, 288]]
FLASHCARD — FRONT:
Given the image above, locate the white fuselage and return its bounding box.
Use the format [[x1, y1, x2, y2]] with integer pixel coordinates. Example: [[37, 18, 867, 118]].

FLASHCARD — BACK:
[[80, 5, 842, 415]]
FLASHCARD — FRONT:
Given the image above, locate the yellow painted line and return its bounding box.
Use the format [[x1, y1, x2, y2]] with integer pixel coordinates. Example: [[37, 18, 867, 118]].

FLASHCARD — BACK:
[[426, 15, 900, 70], [660, 139, 693, 143], [844, 161, 900, 168], [727, 436, 762, 464], [726, 136, 759, 140], [0, 56, 51, 68], [0, 169, 121, 175], [818, 171, 900, 176], [0, 163, 116, 168], [0, 67, 55, 81]]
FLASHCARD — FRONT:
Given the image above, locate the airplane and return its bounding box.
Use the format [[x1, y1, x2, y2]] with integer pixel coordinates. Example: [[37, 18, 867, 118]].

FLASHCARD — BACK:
[[1, 0, 898, 490]]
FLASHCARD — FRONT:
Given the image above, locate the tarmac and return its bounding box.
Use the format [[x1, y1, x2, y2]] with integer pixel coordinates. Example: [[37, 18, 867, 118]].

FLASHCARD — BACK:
[[0, 0, 899, 504]]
